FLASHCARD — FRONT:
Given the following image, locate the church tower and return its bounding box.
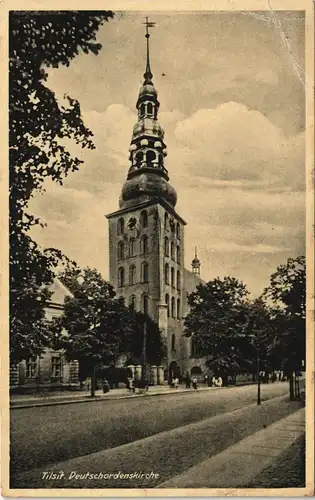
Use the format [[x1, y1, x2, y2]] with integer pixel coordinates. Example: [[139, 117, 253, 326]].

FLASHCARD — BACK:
[[106, 19, 186, 378]]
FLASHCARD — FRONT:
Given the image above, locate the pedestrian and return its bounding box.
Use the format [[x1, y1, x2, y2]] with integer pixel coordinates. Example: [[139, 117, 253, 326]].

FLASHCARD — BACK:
[[204, 374, 208, 385], [211, 375, 216, 387], [185, 372, 191, 389], [127, 376, 132, 391], [217, 376, 223, 388], [102, 378, 110, 394], [174, 377, 179, 389], [130, 377, 135, 393], [192, 376, 198, 390]]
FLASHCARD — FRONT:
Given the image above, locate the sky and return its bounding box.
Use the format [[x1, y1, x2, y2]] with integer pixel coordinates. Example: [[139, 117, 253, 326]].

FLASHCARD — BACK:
[[29, 10, 305, 297]]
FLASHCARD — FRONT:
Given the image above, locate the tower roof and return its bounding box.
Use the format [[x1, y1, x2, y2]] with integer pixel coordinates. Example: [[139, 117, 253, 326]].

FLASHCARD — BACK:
[[119, 18, 177, 210], [192, 247, 201, 267]]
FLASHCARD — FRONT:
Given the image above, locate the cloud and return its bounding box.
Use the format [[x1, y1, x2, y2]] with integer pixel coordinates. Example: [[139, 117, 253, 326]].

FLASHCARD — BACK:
[[171, 102, 304, 190]]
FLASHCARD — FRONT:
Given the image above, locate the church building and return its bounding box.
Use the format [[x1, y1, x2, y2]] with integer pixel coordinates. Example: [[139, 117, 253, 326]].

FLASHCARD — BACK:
[[106, 21, 207, 382]]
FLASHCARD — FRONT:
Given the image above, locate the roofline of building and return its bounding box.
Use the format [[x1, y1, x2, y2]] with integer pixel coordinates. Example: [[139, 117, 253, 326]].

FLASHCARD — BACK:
[[105, 197, 187, 225], [54, 277, 74, 299]]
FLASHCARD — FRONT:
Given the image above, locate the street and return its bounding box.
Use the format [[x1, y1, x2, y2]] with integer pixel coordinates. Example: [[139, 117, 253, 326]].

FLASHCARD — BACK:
[[10, 383, 305, 488]]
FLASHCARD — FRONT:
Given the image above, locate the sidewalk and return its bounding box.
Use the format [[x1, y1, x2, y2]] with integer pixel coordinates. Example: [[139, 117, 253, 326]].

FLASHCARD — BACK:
[[10, 384, 216, 408], [157, 407, 305, 489]]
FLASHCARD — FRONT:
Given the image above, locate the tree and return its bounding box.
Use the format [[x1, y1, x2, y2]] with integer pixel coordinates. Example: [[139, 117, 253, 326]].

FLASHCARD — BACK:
[[184, 277, 250, 384], [125, 311, 166, 367], [240, 298, 277, 381], [264, 256, 306, 399], [53, 268, 132, 396], [9, 11, 113, 362]]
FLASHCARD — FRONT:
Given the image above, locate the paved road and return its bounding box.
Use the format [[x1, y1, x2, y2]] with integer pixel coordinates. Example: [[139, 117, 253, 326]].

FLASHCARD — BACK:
[[11, 383, 289, 479], [12, 395, 303, 489]]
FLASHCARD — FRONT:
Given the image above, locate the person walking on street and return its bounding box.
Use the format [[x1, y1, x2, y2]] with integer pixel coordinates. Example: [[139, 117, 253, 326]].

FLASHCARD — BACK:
[[192, 376, 198, 390], [185, 372, 191, 389]]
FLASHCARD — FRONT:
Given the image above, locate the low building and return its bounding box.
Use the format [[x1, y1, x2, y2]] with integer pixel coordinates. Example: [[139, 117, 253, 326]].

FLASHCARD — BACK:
[[10, 278, 79, 393]]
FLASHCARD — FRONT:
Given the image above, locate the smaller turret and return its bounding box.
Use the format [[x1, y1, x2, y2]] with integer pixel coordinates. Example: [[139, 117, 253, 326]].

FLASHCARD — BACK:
[[192, 247, 201, 275]]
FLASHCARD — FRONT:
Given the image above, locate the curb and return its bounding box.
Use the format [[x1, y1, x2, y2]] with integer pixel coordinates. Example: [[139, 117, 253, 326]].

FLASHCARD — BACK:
[[10, 386, 220, 409]]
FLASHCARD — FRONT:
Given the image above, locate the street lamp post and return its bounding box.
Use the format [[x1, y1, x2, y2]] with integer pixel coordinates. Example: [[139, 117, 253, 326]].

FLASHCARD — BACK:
[[257, 347, 261, 406], [142, 320, 147, 381], [240, 332, 261, 406]]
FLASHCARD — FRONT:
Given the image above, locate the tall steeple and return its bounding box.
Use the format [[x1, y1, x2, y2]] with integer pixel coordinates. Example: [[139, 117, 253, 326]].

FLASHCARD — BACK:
[[119, 18, 177, 209]]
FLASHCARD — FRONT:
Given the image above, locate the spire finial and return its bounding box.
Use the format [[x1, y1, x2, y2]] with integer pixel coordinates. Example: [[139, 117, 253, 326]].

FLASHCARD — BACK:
[[195, 246, 198, 258], [143, 17, 155, 84]]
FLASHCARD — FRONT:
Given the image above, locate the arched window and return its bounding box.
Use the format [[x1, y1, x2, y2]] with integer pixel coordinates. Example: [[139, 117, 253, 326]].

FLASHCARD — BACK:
[[118, 267, 124, 287], [191, 338, 201, 358], [140, 210, 148, 228], [171, 241, 175, 260], [171, 297, 175, 318], [164, 212, 169, 231], [129, 238, 136, 257], [164, 263, 169, 284], [117, 218, 124, 235], [117, 241, 124, 260], [141, 262, 149, 282], [177, 298, 181, 319], [171, 267, 175, 288], [146, 150, 156, 167], [176, 223, 180, 239], [165, 237, 169, 256], [171, 333, 176, 351], [140, 234, 148, 254], [147, 102, 153, 115], [177, 270, 181, 290], [129, 265, 136, 285], [140, 103, 145, 117], [165, 294, 170, 317], [129, 295, 136, 311], [142, 294, 149, 315], [176, 246, 180, 264], [135, 151, 143, 168]]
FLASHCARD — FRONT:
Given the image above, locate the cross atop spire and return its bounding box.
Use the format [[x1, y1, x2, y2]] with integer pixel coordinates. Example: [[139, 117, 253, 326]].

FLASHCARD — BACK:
[[143, 17, 156, 84]]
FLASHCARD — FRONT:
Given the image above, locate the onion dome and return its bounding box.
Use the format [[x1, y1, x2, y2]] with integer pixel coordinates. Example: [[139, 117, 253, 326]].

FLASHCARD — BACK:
[[120, 172, 177, 208], [139, 84, 157, 98]]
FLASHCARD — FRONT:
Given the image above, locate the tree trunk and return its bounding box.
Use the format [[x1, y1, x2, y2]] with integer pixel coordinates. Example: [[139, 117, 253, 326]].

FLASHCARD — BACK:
[[289, 373, 295, 401], [91, 365, 96, 397]]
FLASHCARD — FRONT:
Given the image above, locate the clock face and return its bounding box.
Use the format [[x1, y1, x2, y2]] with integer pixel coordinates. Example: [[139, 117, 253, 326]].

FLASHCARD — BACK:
[[128, 217, 137, 230]]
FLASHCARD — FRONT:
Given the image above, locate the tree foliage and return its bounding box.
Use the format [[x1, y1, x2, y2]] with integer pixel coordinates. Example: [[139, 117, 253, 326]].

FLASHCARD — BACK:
[[54, 268, 130, 368], [9, 11, 113, 362], [54, 267, 166, 392], [184, 277, 250, 377], [125, 311, 166, 366], [264, 256, 306, 372]]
